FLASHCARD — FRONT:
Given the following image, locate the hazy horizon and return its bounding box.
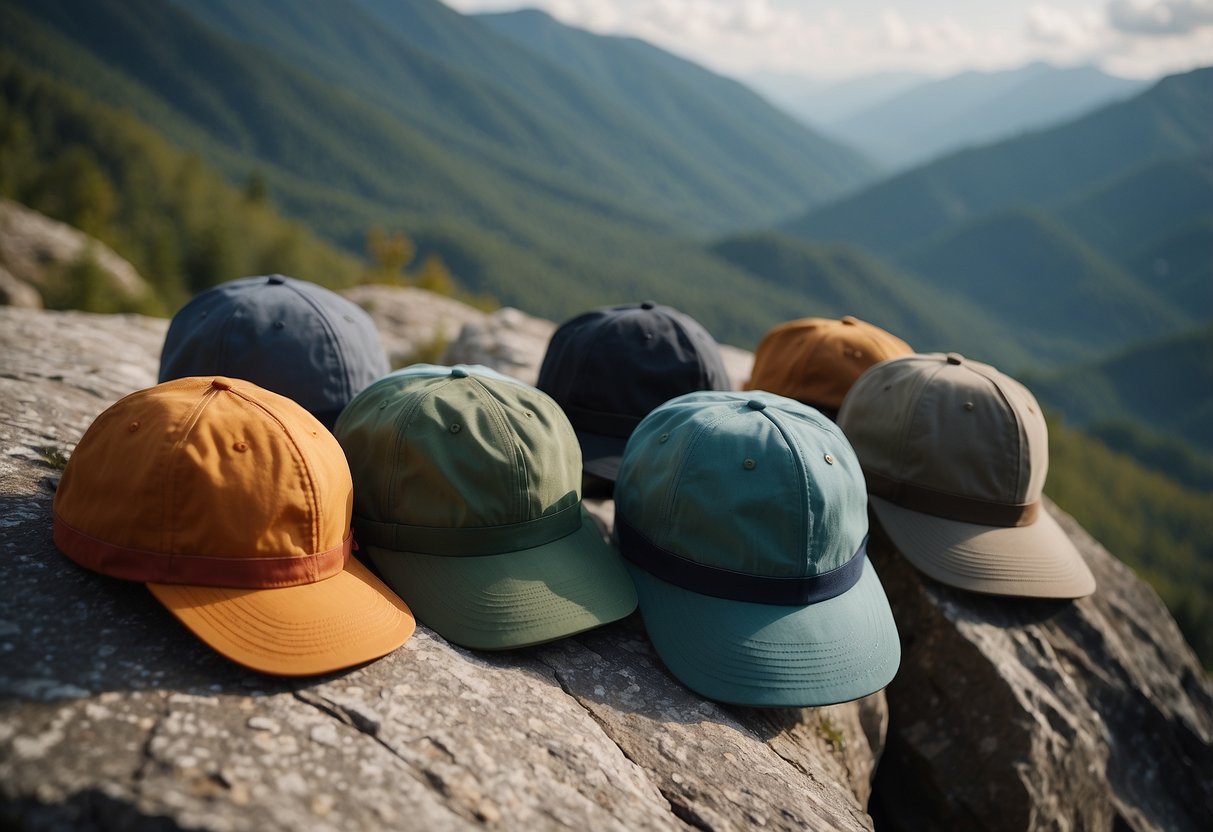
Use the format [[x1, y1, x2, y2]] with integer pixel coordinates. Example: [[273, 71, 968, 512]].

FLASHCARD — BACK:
[[448, 0, 1213, 83]]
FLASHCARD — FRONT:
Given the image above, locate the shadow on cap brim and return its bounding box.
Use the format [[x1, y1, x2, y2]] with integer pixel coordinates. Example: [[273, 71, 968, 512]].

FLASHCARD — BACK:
[[870, 496, 1096, 599], [364, 506, 638, 650], [577, 431, 628, 482], [626, 556, 900, 707], [147, 557, 416, 676]]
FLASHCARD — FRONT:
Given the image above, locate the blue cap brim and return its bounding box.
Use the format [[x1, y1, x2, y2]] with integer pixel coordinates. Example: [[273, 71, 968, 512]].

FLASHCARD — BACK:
[[627, 555, 900, 707]]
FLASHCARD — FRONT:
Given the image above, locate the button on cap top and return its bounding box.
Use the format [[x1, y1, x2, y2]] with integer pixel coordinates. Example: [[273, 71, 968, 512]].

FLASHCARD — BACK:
[[266, 275, 285, 285], [450, 367, 469, 378], [946, 353, 964, 365], [211, 379, 232, 391], [747, 399, 767, 411]]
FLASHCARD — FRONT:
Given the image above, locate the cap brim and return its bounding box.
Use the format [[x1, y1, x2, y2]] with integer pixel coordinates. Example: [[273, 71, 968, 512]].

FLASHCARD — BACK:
[[627, 555, 900, 707], [576, 431, 627, 481], [869, 496, 1096, 599], [147, 557, 415, 676], [364, 505, 638, 650]]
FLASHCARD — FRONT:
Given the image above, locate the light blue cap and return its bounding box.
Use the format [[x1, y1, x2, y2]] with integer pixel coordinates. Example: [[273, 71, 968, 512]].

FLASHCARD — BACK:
[[615, 390, 900, 706]]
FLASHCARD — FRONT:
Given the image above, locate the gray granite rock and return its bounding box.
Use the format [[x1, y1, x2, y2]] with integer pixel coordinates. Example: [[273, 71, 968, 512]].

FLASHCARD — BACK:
[[0, 200, 150, 308], [868, 509, 1213, 832], [340, 284, 488, 371], [441, 306, 557, 387], [0, 264, 42, 309], [0, 304, 881, 831]]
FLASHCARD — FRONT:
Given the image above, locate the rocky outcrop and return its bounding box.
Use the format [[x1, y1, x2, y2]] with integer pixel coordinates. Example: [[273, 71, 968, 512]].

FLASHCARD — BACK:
[[3, 289, 1211, 832], [0, 302, 884, 831], [439, 304, 757, 389], [0, 263, 42, 308], [867, 516, 1213, 832], [342, 284, 489, 371], [0, 200, 150, 310]]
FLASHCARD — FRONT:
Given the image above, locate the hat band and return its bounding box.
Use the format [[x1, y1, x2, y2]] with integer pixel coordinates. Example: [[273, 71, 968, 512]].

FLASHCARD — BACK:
[[564, 404, 641, 439], [53, 513, 352, 588], [616, 514, 866, 605], [354, 500, 584, 557], [863, 467, 1040, 527]]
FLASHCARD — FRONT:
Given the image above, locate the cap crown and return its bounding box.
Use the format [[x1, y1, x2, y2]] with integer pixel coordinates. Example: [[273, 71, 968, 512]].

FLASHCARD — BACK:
[[617, 391, 867, 579], [537, 302, 731, 438], [159, 275, 388, 423], [838, 353, 1049, 508], [53, 377, 353, 586], [336, 366, 581, 536], [746, 316, 912, 410]]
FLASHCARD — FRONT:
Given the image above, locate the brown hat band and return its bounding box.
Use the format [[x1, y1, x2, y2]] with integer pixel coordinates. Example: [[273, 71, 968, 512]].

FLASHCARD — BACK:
[[862, 468, 1040, 528], [53, 513, 352, 588]]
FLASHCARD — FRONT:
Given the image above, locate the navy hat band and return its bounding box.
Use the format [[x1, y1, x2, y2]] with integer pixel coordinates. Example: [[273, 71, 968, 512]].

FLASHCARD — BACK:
[[616, 514, 866, 606]]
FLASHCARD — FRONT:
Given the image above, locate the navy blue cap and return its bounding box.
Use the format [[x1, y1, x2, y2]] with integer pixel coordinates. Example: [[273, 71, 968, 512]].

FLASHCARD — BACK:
[[158, 275, 389, 429], [537, 302, 731, 482]]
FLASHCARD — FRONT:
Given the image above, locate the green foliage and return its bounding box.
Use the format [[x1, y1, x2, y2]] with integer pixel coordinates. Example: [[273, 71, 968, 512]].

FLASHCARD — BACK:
[[0, 0, 873, 347], [0, 54, 364, 311], [1028, 325, 1213, 453], [39, 249, 151, 315], [37, 446, 68, 470], [708, 231, 1033, 369], [901, 208, 1189, 365], [816, 716, 846, 752], [1047, 415, 1213, 667], [1128, 216, 1213, 319], [1084, 421, 1213, 492], [1058, 151, 1213, 265]]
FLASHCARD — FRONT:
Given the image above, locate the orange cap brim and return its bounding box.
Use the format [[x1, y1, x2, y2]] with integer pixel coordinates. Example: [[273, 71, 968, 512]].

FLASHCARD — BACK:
[[148, 557, 415, 676]]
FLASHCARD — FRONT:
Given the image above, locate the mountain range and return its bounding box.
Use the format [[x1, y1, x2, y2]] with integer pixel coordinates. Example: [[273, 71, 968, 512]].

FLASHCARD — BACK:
[[1, 0, 891, 345], [745, 69, 931, 128], [826, 62, 1148, 170], [1, 0, 1209, 469]]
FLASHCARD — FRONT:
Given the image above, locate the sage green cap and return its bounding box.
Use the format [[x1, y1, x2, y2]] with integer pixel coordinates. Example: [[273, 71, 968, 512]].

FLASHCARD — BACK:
[[334, 364, 637, 650], [616, 390, 900, 707], [838, 353, 1095, 599]]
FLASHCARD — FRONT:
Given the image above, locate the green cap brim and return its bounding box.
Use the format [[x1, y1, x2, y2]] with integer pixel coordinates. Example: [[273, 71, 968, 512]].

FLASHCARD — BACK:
[[365, 506, 637, 650], [627, 555, 900, 707]]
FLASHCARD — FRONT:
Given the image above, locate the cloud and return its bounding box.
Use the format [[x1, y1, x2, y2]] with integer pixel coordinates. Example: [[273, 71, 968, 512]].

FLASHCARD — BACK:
[[1107, 0, 1213, 35], [879, 10, 977, 54], [1025, 5, 1106, 47]]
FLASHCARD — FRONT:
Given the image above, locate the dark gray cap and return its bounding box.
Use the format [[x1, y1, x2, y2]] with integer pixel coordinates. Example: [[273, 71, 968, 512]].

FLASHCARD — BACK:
[[537, 301, 731, 481], [159, 275, 388, 428]]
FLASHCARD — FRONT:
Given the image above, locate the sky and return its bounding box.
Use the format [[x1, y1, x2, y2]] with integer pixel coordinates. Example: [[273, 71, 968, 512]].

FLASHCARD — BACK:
[[445, 0, 1213, 81]]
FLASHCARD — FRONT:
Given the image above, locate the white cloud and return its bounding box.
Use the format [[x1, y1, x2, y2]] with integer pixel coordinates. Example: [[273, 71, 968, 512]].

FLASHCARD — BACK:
[[1025, 5, 1106, 47], [1107, 0, 1213, 35], [446, 0, 1212, 80], [878, 10, 978, 53]]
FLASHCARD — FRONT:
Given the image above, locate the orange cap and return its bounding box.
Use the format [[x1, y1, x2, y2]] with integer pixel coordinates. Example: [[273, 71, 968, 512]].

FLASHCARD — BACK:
[[52, 376, 414, 676], [745, 316, 912, 413]]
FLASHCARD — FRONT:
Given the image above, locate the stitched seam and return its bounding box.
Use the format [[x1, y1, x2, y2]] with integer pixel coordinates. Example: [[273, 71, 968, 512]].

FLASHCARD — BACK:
[[166, 387, 219, 566], [472, 377, 525, 519], [967, 363, 1028, 500], [663, 405, 734, 538], [290, 281, 352, 402], [761, 408, 810, 571], [231, 386, 321, 557]]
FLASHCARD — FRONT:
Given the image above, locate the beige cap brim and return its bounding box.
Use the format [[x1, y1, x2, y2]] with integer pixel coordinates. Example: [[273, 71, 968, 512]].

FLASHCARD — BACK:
[[148, 557, 416, 676], [870, 496, 1096, 599]]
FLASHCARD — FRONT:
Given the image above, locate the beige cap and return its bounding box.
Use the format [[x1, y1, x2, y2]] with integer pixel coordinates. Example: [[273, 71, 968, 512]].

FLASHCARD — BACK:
[[837, 353, 1095, 599]]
